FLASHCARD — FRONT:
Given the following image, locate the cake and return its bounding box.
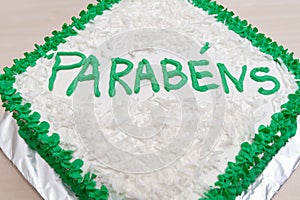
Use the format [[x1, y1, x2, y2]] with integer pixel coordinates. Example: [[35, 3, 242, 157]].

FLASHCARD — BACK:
[[0, 0, 299, 199]]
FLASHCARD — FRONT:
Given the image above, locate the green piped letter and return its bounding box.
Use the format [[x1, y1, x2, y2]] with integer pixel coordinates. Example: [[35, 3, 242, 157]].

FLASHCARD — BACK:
[[250, 67, 280, 95], [134, 59, 160, 94], [188, 60, 219, 92], [67, 55, 101, 97], [48, 52, 86, 91], [161, 58, 188, 91], [109, 57, 134, 97], [217, 63, 247, 94]]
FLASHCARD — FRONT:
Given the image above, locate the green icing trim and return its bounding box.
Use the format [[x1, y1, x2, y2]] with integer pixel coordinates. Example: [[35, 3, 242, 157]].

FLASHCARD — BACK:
[[0, 0, 300, 199], [188, 60, 219, 92], [200, 42, 210, 55], [134, 58, 160, 94], [67, 55, 101, 97], [49, 51, 86, 92], [109, 57, 134, 97], [189, 0, 300, 199], [250, 67, 281, 95], [0, 0, 123, 199], [161, 58, 188, 91], [217, 63, 247, 94]]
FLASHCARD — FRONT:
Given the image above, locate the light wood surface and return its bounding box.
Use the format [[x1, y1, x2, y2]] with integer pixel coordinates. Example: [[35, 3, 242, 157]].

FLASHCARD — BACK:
[[0, 0, 299, 199]]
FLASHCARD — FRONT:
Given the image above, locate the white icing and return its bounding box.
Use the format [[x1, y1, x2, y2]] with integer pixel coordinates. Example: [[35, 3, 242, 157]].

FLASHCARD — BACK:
[[14, 0, 298, 199]]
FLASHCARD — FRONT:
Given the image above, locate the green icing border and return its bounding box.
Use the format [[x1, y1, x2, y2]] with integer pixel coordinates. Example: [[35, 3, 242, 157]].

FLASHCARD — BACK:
[[0, 0, 299, 200], [0, 1, 121, 200], [190, 0, 300, 199]]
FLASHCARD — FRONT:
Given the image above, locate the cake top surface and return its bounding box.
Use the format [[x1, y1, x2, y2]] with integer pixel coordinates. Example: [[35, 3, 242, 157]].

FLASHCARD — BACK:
[[0, 0, 300, 199]]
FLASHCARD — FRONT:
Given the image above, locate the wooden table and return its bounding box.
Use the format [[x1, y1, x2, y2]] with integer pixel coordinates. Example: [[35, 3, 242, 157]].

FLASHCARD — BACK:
[[0, 0, 299, 199]]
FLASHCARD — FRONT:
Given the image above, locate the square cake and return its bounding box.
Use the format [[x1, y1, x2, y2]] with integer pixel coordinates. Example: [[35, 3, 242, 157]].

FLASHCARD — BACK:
[[0, 0, 299, 199]]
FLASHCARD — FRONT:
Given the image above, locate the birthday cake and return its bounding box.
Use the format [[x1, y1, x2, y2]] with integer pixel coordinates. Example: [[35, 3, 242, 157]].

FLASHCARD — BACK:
[[1, 0, 299, 199]]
